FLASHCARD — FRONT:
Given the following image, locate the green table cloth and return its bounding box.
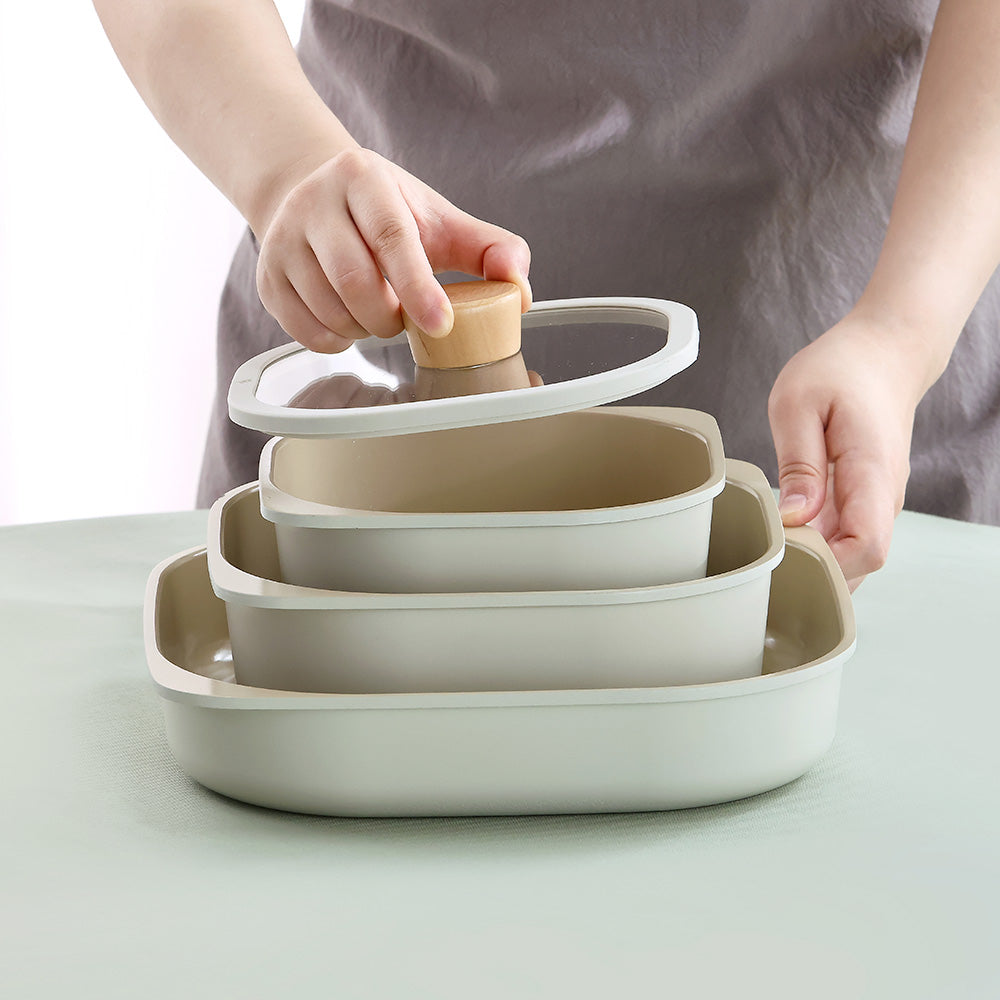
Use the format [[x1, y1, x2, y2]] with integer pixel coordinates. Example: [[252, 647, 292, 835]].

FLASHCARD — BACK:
[[2, 509, 998, 998]]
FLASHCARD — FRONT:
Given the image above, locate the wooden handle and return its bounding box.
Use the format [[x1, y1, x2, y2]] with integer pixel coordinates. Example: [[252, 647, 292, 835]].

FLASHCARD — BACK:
[[403, 280, 522, 369]]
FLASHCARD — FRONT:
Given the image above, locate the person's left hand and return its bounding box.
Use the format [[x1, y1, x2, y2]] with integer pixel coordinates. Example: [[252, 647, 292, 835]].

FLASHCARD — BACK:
[[767, 311, 931, 591]]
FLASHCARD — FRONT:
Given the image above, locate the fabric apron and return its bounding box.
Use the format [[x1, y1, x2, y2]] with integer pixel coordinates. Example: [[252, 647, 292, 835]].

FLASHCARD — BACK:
[[198, 0, 1000, 529]]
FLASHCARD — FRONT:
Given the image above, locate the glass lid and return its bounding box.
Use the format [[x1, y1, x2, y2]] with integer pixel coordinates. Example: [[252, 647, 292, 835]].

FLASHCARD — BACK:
[[227, 296, 698, 438]]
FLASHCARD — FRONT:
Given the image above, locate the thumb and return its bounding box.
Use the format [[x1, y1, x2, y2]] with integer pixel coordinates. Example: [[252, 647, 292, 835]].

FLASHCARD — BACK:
[[768, 395, 829, 526]]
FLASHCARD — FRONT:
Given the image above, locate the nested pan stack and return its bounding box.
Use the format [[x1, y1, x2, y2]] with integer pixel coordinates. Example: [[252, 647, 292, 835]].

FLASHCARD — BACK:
[[144, 285, 855, 815]]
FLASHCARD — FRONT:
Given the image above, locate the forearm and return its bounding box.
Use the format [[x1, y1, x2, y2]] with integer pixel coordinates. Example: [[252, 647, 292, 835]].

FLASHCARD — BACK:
[[93, 0, 358, 234], [854, 0, 1000, 394]]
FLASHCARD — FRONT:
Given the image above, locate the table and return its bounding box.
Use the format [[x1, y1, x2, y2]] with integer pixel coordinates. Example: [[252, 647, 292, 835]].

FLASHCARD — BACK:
[[2, 508, 998, 999]]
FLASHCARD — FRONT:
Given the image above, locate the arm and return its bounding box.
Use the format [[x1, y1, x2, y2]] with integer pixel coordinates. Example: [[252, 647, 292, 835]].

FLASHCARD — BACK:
[[768, 0, 1000, 588], [93, 0, 531, 349]]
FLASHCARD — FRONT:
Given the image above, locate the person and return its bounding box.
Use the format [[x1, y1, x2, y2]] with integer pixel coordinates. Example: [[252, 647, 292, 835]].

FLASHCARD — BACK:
[[94, 0, 1000, 590]]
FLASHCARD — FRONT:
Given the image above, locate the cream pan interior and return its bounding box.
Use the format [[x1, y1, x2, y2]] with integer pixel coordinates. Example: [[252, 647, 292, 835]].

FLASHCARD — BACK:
[[264, 408, 721, 518]]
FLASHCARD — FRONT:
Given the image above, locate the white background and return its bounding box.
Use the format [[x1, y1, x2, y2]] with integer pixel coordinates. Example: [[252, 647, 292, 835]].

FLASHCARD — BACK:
[[0, 1, 304, 525]]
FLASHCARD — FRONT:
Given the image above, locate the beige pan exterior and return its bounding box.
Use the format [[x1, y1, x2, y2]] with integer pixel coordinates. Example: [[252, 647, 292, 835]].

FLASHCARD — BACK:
[[146, 528, 854, 816], [260, 407, 726, 592], [207, 461, 784, 694]]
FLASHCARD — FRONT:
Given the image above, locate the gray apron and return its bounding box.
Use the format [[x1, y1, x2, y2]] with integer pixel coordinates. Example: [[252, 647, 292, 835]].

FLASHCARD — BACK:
[[198, 0, 1000, 528]]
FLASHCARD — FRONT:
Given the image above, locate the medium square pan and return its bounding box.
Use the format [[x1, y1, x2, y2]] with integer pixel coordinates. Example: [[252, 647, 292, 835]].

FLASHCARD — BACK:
[[207, 460, 784, 694], [259, 407, 725, 592], [146, 527, 854, 816]]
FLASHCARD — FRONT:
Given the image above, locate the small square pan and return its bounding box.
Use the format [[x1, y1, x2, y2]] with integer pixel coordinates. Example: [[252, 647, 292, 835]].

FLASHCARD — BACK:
[[260, 407, 725, 593]]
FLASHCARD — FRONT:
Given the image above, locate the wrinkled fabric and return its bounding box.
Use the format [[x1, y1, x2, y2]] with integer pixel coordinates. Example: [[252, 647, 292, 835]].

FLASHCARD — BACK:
[[198, 0, 1000, 527]]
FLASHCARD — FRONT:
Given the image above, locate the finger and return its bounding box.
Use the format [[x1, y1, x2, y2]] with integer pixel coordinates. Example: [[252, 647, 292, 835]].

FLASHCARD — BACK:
[[258, 272, 355, 354], [768, 390, 829, 526], [346, 177, 453, 338], [284, 251, 371, 342], [306, 224, 406, 340], [450, 213, 532, 310], [419, 199, 533, 312], [826, 450, 898, 581]]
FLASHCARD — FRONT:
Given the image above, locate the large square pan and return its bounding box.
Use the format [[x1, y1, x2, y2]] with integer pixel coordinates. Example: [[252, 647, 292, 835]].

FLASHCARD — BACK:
[[207, 460, 783, 693], [146, 526, 853, 816], [260, 407, 726, 592]]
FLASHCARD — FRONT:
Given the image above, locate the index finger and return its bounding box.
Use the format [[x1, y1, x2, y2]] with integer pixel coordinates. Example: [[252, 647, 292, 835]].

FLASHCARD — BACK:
[[346, 176, 453, 338], [826, 450, 899, 583]]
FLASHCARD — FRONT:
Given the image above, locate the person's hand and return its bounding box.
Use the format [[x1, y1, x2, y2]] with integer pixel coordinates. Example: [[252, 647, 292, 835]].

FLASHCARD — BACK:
[[767, 312, 932, 590], [252, 147, 532, 353]]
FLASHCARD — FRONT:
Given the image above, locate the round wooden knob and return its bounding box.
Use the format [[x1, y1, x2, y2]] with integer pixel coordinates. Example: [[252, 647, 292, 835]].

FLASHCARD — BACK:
[[403, 280, 522, 369]]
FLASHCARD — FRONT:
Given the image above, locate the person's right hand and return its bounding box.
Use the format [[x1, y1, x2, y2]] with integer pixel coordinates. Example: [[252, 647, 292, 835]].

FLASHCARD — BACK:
[[253, 147, 532, 353]]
